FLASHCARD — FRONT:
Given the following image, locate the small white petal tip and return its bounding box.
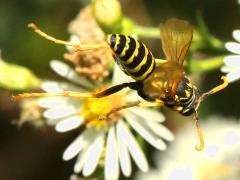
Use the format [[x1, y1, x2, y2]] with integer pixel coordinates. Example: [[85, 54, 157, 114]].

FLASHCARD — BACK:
[[233, 30, 240, 42]]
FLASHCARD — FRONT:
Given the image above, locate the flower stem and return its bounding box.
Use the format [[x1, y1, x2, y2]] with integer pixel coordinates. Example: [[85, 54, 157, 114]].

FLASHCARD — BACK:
[[190, 55, 225, 73], [134, 25, 160, 38]]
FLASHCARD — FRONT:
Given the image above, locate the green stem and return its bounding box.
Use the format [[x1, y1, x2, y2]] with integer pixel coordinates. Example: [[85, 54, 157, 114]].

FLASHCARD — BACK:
[[134, 25, 160, 38], [190, 55, 225, 73], [193, 11, 225, 52]]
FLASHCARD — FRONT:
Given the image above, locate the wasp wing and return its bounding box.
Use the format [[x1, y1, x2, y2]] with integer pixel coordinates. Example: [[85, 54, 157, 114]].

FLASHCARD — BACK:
[[160, 18, 193, 65], [143, 61, 184, 98]]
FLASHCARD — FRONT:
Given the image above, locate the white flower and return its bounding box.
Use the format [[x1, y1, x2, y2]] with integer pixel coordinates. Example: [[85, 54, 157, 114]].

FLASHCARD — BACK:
[[221, 30, 240, 82], [136, 117, 240, 180], [39, 60, 174, 179]]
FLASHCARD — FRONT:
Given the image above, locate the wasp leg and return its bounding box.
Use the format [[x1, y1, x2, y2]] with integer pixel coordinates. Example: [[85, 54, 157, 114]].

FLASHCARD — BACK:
[[194, 111, 204, 151], [11, 91, 94, 101], [28, 23, 109, 51], [99, 100, 164, 120], [201, 76, 228, 99], [11, 82, 140, 101], [155, 58, 167, 65], [93, 82, 139, 98]]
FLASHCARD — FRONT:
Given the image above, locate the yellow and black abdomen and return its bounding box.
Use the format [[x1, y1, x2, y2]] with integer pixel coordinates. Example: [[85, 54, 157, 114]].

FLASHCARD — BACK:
[[107, 34, 155, 81]]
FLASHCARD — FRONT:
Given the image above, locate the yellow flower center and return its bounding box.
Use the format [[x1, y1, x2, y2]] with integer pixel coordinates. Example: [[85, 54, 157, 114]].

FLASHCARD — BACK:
[[80, 92, 124, 130]]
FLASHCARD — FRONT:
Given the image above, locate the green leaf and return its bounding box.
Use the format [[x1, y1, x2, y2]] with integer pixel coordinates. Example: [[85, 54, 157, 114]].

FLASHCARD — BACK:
[[0, 60, 40, 90]]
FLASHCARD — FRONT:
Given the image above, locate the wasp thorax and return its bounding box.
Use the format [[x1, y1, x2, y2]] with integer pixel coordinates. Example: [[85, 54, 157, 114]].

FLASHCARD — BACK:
[[171, 77, 201, 116], [175, 77, 194, 103]]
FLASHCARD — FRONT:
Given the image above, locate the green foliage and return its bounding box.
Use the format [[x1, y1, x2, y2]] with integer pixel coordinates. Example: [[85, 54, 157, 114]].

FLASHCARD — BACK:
[[0, 59, 40, 90]]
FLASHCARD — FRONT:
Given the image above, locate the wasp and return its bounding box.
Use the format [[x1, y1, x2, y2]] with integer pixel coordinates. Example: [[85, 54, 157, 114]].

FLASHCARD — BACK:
[[13, 18, 228, 151]]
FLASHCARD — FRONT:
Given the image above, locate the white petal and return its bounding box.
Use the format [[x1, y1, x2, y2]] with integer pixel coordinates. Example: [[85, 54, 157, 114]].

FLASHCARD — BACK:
[[225, 42, 240, 55], [41, 81, 64, 93], [118, 121, 148, 172], [50, 60, 73, 77], [226, 71, 240, 82], [105, 126, 119, 180], [69, 174, 80, 180], [125, 112, 166, 150], [82, 132, 105, 176], [50, 60, 94, 89], [233, 30, 240, 42], [125, 91, 142, 103], [55, 116, 84, 132], [116, 120, 132, 177], [63, 129, 95, 161], [129, 107, 165, 123], [66, 35, 80, 52], [74, 146, 89, 173], [43, 106, 77, 119], [38, 97, 67, 108], [147, 121, 174, 141], [46, 117, 63, 126], [112, 65, 133, 85], [220, 65, 237, 73], [224, 55, 240, 66]]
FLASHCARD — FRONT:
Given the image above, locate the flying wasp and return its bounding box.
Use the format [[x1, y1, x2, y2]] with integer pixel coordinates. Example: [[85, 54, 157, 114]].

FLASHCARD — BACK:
[[12, 18, 228, 151]]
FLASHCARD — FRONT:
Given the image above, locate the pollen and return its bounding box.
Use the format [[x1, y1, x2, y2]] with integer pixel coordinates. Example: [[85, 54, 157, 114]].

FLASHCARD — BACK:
[[80, 93, 124, 130]]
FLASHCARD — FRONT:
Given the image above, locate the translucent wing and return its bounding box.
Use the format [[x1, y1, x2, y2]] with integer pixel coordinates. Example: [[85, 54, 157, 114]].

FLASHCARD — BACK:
[[160, 18, 193, 65], [143, 61, 184, 98]]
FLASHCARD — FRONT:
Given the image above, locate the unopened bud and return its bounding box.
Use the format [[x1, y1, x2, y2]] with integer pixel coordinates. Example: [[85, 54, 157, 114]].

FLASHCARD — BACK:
[[92, 0, 122, 33]]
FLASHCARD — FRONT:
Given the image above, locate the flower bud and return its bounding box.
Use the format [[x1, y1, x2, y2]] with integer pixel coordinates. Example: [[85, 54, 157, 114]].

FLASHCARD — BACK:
[[92, 0, 122, 33]]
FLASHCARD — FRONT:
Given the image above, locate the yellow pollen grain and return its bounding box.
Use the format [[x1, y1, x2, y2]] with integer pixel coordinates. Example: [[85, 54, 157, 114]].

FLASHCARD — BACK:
[[80, 92, 124, 130]]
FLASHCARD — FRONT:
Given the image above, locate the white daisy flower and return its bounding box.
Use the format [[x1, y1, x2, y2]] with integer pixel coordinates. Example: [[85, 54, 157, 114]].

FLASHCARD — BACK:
[[221, 30, 240, 82], [136, 117, 240, 180], [39, 60, 174, 179]]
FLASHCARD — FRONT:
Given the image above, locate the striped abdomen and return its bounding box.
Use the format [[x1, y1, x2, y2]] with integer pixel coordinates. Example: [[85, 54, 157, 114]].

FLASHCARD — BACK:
[[107, 34, 155, 81]]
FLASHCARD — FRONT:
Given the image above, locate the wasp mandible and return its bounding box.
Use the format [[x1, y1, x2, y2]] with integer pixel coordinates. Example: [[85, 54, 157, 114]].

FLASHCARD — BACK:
[[13, 18, 228, 151]]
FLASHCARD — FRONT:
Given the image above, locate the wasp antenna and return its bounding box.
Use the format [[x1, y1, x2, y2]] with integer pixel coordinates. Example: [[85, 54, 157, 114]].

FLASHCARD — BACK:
[[194, 112, 204, 151], [201, 76, 228, 100]]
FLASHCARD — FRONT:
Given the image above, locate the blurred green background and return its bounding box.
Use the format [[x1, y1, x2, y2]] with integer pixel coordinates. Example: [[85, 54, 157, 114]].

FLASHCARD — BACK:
[[0, 0, 240, 179]]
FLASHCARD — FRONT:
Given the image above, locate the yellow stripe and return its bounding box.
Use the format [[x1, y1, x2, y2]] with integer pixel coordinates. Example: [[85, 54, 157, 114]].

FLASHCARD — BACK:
[[134, 52, 154, 81], [173, 106, 183, 112], [120, 36, 130, 57], [127, 44, 148, 73], [123, 41, 140, 65], [182, 108, 189, 114], [187, 82, 193, 88], [185, 90, 191, 98], [113, 34, 120, 51]]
